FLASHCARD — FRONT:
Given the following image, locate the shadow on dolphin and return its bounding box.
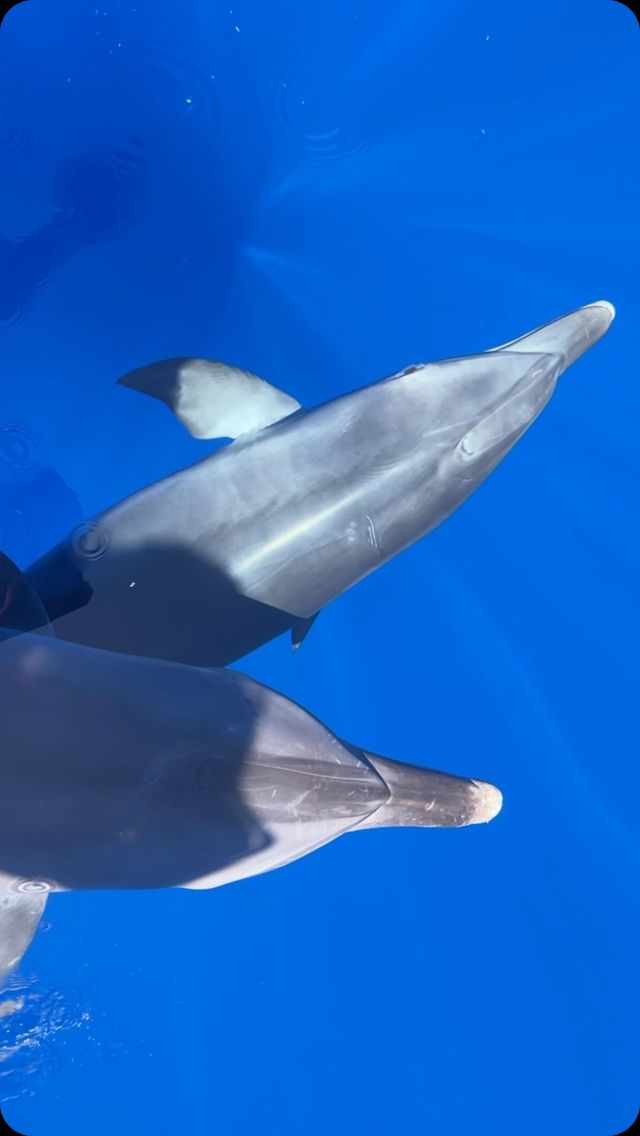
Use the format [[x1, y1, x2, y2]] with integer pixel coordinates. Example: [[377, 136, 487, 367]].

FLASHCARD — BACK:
[[26, 538, 297, 666], [22, 301, 615, 666], [0, 553, 502, 981]]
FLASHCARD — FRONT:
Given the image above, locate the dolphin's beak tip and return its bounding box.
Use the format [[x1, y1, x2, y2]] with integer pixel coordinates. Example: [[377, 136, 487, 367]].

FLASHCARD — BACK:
[[470, 780, 503, 824], [590, 299, 616, 323], [547, 299, 616, 368]]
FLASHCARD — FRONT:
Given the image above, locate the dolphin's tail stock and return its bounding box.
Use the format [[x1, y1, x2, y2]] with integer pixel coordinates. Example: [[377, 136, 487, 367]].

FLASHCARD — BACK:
[[0, 551, 52, 982], [353, 750, 503, 829]]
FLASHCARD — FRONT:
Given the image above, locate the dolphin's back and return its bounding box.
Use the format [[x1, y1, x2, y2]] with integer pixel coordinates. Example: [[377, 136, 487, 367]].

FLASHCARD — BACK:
[[0, 636, 385, 892]]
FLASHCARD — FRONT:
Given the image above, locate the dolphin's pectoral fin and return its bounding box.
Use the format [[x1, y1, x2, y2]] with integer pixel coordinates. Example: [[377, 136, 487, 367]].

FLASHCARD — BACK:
[[0, 550, 54, 639], [353, 750, 503, 829], [291, 611, 320, 651], [117, 357, 302, 440], [0, 892, 48, 983]]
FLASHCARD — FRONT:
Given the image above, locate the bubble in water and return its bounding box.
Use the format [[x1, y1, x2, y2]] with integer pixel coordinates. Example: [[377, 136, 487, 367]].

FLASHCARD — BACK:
[[0, 974, 91, 1103], [100, 1040, 128, 1065]]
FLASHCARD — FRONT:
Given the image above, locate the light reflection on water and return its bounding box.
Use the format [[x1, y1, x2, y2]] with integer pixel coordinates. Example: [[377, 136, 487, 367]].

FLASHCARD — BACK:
[[0, 969, 92, 1103]]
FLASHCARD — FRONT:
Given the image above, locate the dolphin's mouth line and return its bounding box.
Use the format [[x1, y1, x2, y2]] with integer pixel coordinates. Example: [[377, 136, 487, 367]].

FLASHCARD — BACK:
[[456, 353, 562, 459]]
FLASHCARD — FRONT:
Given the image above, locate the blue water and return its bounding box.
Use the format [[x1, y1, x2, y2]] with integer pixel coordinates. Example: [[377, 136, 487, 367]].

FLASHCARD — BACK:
[[0, 2, 638, 1134]]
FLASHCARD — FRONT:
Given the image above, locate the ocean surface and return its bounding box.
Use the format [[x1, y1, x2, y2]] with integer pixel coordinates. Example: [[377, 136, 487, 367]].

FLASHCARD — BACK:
[[0, 2, 638, 1134]]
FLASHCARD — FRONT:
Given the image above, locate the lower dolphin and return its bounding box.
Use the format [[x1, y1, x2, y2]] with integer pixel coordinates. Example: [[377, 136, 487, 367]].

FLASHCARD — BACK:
[[0, 561, 502, 979]]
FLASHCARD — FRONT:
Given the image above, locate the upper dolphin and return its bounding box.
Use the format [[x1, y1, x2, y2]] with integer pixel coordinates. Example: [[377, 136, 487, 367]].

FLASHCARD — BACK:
[[23, 301, 614, 666]]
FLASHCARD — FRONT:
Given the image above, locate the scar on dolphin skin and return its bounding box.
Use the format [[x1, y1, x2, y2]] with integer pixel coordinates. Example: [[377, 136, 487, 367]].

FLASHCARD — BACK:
[[0, 155, 142, 326]]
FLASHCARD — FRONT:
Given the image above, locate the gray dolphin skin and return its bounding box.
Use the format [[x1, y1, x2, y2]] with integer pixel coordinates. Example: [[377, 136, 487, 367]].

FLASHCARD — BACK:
[[0, 620, 502, 979], [24, 300, 614, 667]]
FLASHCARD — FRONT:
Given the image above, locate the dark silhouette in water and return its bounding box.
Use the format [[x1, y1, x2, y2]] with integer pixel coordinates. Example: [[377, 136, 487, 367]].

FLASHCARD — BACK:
[[0, 465, 82, 566], [0, 155, 140, 324], [0, 422, 82, 566]]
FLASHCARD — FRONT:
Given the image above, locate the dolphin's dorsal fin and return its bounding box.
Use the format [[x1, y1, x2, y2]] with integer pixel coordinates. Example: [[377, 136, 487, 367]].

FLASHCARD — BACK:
[[117, 357, 302, 440]]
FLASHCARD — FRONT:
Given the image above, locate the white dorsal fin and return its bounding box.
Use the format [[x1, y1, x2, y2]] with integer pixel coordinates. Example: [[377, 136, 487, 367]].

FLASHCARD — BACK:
[[117, 357, 302, 440]]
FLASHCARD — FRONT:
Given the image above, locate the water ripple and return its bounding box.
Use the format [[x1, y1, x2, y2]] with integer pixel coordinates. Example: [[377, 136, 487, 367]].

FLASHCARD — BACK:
[[0, 149, 145, 327], [0, 422, 41, 483], [0, 974, 91, 1103], [275, 69, 368, 163], [0, 104, 29, 159], [107, 39, 224, 173]]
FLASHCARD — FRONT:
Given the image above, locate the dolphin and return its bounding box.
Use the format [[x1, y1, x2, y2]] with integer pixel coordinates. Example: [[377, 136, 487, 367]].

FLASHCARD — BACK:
[[23, 300, 614, 666], [0, 555, 502, 979]]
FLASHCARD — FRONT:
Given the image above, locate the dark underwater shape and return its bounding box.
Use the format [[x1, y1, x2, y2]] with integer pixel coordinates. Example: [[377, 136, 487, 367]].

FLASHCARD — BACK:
[[0, 551, 51, 634], [0, 557, 501, 980], [24, 301, 615, 667], [0, 154, 140, 325], [0, 422, 82, 566]]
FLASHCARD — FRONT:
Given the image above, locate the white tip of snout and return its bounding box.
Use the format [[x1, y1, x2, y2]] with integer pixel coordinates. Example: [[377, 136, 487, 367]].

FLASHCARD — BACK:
[[493, 299, 615, 368], [589, 300, 616, 321], [470, 780, 503, 824]]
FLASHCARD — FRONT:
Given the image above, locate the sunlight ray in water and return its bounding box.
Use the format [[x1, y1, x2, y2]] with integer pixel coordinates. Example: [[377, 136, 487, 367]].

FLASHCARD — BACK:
[[428, 552, 640, 869], [241, 241, 355, 373]]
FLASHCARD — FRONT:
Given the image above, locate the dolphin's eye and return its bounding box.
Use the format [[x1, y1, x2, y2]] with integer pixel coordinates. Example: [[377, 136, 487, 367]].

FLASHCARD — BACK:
[[72, 521, 109, 561]]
